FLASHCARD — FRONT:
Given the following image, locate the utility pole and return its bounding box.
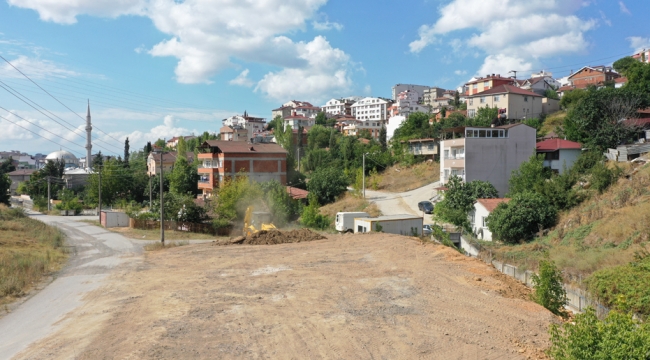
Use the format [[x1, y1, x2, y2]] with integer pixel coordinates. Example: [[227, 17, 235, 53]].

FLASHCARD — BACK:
[[362, 153, 366, 199], [159, 149, 165, 245], [98, 166, 102, 224], [149, 175, 152, 206], [47, 176, 51, 212]]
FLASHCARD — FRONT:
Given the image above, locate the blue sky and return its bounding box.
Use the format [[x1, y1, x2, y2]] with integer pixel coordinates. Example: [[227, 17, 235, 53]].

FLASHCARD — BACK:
[[1, 0, 649, 158]]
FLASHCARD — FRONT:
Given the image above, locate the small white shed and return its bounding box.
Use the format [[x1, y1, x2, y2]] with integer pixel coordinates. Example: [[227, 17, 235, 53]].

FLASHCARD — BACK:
[[470, 198, 510, 241], [101, 211, 130, 228], [354, 215, 423, 236]]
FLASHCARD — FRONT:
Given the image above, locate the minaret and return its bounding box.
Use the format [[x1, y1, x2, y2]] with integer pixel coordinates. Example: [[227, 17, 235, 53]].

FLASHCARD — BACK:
[[85, 100, 92, 169]]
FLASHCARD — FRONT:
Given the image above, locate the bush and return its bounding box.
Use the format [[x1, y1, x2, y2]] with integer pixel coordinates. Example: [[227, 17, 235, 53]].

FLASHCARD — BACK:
[[548, 308, 650, 359], [307, 166, 349, 205], [487, 192, 557, 243], [589, 162, 619, 194], [300, 194, 330, 230], [531, 259, 567, 317]]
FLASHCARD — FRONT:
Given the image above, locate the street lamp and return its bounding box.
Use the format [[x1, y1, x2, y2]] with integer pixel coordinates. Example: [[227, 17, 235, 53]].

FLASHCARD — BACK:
[[152, 144, 165, 245]]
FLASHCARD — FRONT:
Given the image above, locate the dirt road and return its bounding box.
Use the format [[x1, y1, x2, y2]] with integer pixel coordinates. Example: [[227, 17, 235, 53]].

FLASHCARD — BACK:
[[17, 232, 556, 359], [364, 181, 441, 224]]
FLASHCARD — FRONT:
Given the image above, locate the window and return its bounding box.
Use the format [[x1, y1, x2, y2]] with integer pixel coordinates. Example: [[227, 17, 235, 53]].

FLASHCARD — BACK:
[[484, 81, 489, 87], [466, 129, 474, 137], [473, 84, 477, 89], [444, 149, 449, 159], [544, 151, 560, 160], [494, 95, 500, 102], [469, 98, 474, 105], [470, 211, 475, 226], [427, 143, 434, 150], [444, 169, 450, 179], [480, 97, 486, 104], [524, 96, 528, 102], [468, 109, 476, 118], [482, 217, 488, 228], [478, 130, 486, 137]]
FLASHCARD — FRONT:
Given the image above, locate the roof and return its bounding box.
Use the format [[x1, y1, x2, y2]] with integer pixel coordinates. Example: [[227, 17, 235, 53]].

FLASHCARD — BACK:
[[286, 186, 309, 200], [567, 65, 615, 79], [359, 214, 423, 221], [469, 84, 542, 97], [150, 151, 195, 163], [615, 77, 628, 83], [466, 75, 514, 85], [536, 138, 582, 151], [476, 198, 510, 213], [202, 140, 288, 154], [8, 169, 36, 176], [407, 138, 438, 143]]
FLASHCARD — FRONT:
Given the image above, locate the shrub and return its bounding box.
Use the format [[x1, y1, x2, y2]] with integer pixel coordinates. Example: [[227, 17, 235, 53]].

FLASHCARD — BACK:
[[531, 259, 567, 317], [307, 166, 349, 205], [300, 194, 330, 230], [487, 192, 557, 243]]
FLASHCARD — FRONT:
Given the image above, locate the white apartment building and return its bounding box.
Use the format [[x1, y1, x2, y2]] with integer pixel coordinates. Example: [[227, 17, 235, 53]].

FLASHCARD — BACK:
[[321, 97, 360, 117], [222, 113, 266, 140], [351, 97, 390, 121], [283, 113, 315, 131], [392, 84, 430, 102], [396, 90, 430, 118], [439, 123, 536, 196]]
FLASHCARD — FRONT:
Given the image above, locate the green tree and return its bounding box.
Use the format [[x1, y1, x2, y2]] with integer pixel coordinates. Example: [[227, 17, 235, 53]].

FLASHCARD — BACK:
[[392, 112, 434, 140], [563, 87, 649, 151], [86, 158, 122, 206], [307, 166, 349, 204], [0, 157, 16, 175], [559, 88, 588, 109], [487, 192, 557, 243], [93, 151, 104, 168], [433, 176, 498, 230], [144, 142, 153, 158], [548, 308, 650, 360], [508, 154, 552, 196], [531, 259, 567, 317], [624, 61, 650, 94], [544, 87, 560, 100], [123, 137, 130, 166], [469, 105, 497, 127], [453, 91, 461, 108], [0, 173, 10, 205], [613, 56, 639, 76], [315, 111, 327, 126], [169, 157, 198, 195], [212, 175, 263, 227], [300, 193, 330, 230], [379, 126, 387, 150]]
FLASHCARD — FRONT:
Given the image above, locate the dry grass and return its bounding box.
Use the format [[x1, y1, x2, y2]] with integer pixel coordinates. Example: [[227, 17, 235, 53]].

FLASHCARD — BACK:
[[487, 162, 650, 282], [319, 192, 382, 219], [144, 240, 190, 251], [541, 111, 566, 135], [369, 161, 440, 192], [79, 220, 218, 240], [0, 206, 68, 305]]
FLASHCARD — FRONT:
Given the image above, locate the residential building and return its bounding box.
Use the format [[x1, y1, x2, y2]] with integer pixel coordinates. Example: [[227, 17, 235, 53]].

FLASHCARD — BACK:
[[615, 77, 628, 88], [351, 97, 390, 121], [166, 135, 197, 149], [220, 126, 249, 142], [321, 97, 359, 118], [392, 84, 429, 102], [439, 123, 537, 196], [341, 119, 385, 139], [465, 74, 515, 96], [567, 66, 620, 88], [405, 138, 438, 159], [519, 77, 556, 96], [434, 109, 467, 123], [470, 198, 510, 241], [429, 96, 453, 109], [466, 85, 544, 120], [283, 112, 315, 131], [529, 70, 561, 88], [422, 87, 446, 106], [7, 169, 35, 195], [271, 100, 318, 120], [536, 138, 582, 174], [197, 141, 288, 198], [632, 49, 650, 63], [222, 112, 266, 140], [147, 151, 194, 176], [395, 90, 430, 118]]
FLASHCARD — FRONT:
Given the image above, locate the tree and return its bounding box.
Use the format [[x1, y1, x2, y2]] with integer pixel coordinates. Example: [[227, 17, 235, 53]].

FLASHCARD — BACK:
[[487, 192, 557, 243], [169, 157, 198, 195], [144, 142, 152, 158], [559, 88, 588, 109], [433, 176, 498, 230], [0, 157, 16, 175], [93, 151, 104, 168], [507, 154, 552, 196], [315, 111, 327, 126], [123, 137, 130, 166], [613, 56, 639, 76], [300, 193, 330, 230], [86, 158, 122, 206], [624, 61, 650, 94], [544, 88, 560, 100], [379, 126, 387, 150], [154, 138, 166, 148], [453, 91, 461, 108], [0, 173, 10, 205], [306, 166, 348, 204], [469, 105, 497, 127], [563, 87, 649, 151], [531, 259, 567, 317]]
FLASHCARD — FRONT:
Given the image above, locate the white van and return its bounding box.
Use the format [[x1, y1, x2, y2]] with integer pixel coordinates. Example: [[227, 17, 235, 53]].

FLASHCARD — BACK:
[[335, 212, 370, 233]]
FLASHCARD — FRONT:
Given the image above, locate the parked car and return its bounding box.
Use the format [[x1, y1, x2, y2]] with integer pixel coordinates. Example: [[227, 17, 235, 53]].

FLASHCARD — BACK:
[[422, 224, 433, 236], [418, 201, 434, 214]]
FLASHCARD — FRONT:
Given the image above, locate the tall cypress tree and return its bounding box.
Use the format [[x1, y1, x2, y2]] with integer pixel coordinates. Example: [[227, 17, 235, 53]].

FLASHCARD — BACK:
[[124, 137, 130, 166]]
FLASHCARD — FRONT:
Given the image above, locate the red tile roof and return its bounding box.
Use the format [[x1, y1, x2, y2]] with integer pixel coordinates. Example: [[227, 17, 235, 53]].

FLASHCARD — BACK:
[[202, 140, 287, 154], [536, 138, 582, 151], [469, 84, 542, 97], [8, 169, 36, 176], [286, 186, 309, 200], [466, 75, 514, 85], [615, 77, 628, 83], [476, 198, 510, 213]]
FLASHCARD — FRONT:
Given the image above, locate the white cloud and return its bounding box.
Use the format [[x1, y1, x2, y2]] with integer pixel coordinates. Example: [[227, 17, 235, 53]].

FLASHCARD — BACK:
[[410, 0, 596, 77], [123, 115, 196, 148], [454, 70, 467, 76], [313, 20, 343, 31], [8, 0, 354, 102], [619, 1, 631, 15], [255, 36, 352, 103], [599, 11, 611, 26], [628, 37, 650, 53], [475, 54, 533, 78], [0, 55, 78, 79], [229, 69, 254, 87]]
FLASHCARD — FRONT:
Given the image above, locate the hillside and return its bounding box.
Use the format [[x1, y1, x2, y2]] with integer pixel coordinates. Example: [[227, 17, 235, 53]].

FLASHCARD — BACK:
[[367, 161, 440, 192], [488, 160, 649, 280]]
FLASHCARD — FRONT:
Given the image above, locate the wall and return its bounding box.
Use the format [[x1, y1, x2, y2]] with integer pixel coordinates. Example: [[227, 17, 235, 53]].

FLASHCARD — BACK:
[[506, 94, 544, 119], [465, 125, 536, 197], [471, 203, 494, 241], [542, 98, 560, 115], [544, 149, 581, 174]]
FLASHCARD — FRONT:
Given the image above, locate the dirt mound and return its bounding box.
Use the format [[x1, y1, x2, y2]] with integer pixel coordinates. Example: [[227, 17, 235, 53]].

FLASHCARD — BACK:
[[220, 229, 326, 246]]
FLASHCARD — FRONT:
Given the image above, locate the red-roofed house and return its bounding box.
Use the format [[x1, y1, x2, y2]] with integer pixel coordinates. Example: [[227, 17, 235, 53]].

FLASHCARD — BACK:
[[471, 198, 510, 241], [465, 74, 515, 96], [568, 66, 620, 88], [536, 138, 582, 174], [466, 84, 544, 120]]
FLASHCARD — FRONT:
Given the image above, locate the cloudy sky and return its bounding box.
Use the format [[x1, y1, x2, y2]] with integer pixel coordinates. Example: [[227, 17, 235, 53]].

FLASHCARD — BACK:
[[1, 0, 648, 157]]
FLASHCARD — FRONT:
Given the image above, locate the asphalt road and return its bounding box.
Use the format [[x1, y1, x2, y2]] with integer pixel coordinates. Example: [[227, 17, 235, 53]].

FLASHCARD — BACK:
[[0, 213, 142, 359], [363, 181, 441, 224]]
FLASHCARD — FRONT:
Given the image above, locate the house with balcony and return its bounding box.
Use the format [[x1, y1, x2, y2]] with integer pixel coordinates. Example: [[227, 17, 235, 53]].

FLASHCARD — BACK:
[[567, 65, 620, 89], [536, 138, 582, 174], [282, 112, 315, 131], [321, 97, 359, 118], [197, 141, 287, 198], [439, 123, 536, 196], [220, 126, 249, 142], [466, 85, 544, 120], [405, 138, 438, 159]]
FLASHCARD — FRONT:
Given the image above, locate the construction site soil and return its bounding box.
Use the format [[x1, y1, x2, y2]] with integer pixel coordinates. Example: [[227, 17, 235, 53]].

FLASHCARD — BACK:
[[18, 232, 558, 359], [222, 228, 327, 246]]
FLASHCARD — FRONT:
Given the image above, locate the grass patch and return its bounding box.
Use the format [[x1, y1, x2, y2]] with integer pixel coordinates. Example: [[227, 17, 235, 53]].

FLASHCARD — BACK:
[[319, 192, 382, 220], [79, 220, 217, 240], [144, 240, 190, 251], [368, 161, 440, 192], [0, 205, 68, 305]]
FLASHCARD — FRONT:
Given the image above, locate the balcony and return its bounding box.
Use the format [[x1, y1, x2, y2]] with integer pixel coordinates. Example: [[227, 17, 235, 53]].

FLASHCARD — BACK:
[[443, 154, 465, 160]]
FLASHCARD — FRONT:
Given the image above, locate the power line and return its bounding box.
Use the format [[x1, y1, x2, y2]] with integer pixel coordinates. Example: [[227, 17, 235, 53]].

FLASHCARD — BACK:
[[0, 54, 124, 145], [0, 114, 81, 154]]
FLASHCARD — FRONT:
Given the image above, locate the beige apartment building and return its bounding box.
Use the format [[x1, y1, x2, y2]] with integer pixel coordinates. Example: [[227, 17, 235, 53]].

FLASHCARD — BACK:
[[467, 85, 544, 120], [439, 123, 536, 196]]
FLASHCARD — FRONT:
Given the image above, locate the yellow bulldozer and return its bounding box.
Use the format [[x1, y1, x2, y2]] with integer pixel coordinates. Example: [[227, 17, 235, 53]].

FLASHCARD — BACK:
[[243, 206, 277, 237]]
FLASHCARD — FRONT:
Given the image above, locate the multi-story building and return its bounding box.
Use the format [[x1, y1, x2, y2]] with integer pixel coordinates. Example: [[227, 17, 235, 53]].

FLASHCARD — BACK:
[[405, 138, 438, 159], [422, 87, 445, 106], [282, 112, 315, 131], [395, 90, 430, 118], [147, 151, 194, 176], [465, 74, 515, 96], [321, 97, 360, 117], [392, 84, 430, 102], [466, 85, 544, 120], [271, 100, 318, 120], [567, 66, 620, 88], [197, 141, 287, 198], [351, 97, 390, 121], [219, 126, 249, 142], [222, 112, 266, 141], [439, 123, 536, 196], [632, 49, 650, 63]]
